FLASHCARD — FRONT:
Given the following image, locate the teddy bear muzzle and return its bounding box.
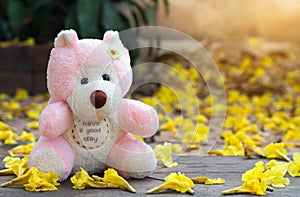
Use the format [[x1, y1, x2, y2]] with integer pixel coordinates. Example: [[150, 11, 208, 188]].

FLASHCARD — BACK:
[[90, 90, 107, 109]]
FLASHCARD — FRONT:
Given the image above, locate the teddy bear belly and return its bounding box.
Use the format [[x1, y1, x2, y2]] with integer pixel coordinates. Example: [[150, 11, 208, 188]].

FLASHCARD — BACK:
[[69, 118, 111, 149], [64, 118, 116, 174]]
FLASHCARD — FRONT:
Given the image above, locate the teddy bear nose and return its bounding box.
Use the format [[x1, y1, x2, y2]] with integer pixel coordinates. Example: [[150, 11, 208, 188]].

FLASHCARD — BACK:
[[90, 90, 107, 109]]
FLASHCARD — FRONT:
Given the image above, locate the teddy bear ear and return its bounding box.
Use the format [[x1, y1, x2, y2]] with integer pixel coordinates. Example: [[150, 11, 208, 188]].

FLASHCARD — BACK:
[[103, 31, 124, 49], [54, 29, 78, 48]]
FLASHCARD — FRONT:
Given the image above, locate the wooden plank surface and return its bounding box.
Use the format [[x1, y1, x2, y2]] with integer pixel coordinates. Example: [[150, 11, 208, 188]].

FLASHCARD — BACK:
[[0, 155, 299, 197]]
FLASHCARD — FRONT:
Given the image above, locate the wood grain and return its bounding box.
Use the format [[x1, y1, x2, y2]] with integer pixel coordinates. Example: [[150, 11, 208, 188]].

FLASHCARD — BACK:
[[0, 155, 298, 197]]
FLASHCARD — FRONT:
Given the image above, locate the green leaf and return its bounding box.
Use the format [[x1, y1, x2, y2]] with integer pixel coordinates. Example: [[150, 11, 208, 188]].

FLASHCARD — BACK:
[[119, 30, 139, 66], [102, 0, 128, 31], [64, 4, 78, 31], [76, 0, 102, 37], [28, 0, 58, 35], [7, 0, 26, 35], [144, 4, 157, 25], [0, 20, 12, 40], [131, 1, 148, 25]]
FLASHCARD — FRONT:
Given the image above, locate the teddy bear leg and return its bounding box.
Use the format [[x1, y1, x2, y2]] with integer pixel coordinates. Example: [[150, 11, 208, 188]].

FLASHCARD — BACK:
[[29, 136, 75, 181], [106, 134, 156, 179]]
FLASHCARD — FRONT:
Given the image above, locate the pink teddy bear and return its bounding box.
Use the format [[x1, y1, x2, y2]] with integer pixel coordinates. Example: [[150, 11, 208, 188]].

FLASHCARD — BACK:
[[29, 30, 159, 181]]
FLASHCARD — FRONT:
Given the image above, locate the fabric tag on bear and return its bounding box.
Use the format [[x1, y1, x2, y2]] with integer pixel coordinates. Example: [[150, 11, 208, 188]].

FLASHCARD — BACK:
[[71, 118, 110, 149]]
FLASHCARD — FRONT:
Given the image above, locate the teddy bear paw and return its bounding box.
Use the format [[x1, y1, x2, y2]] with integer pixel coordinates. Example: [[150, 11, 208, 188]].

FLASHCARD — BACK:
[[29, 147, 69, 181]]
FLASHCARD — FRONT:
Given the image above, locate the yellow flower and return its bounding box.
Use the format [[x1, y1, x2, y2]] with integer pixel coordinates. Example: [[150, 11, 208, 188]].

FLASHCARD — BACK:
[[172, 144, 183, 153], [249, 37, 260, 47], [263, 143, 290, 161], [8, 100, 21, 112], [0, 121, 11, 130], [283, 128, 300, 141], [26, 110, 40, 120], [192, 176, 225, 185], [8, 143, 35, 156], [1, 166, 60, 192], [23, 168, 60, 192], [181, 118, 194, 132], [70, 167, 117, 190], [154, 142, 178, 168], [140, 97, 159, 107], [26, 121, 39, 130], [181, 123, 209, 144], [242, 161, 267, 194], [160, 119, 177, 132], [14, 89, 29, 101], [0, 156, 28, 176], [223, 161, 267, 196], [147, 172, 194, 194], [251, 134, 265, 143], [224, 116, 250, 131], [264, 160, 289, 188], [244, 124, 259, 133], [222, 131, 244, 156], [0, 129, 18, 144], [187, 144, 201, 151], [194, 114, 208, 123], [133, 135, 144, 142], [288, 152, 300, 177], [261, 56, 274, 67], [254, 68, 265, 78], [18, 131, 36, 142], [173, 116, 183, 125], [93, 168, 136, 193], [0, 93, 9, 99], [1, 112, 13, 121]]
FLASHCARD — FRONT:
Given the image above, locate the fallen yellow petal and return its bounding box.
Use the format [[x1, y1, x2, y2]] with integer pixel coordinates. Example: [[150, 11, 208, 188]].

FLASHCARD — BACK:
[[288, 152, 300, 177], [8, 143, 35, 156], [154, 142, 178, 168], [70, 167, 118, 190], [147, 172, 194, 194], [18, 131, 36, 142], [96, 168, 136, 193], [147, 180, 194, 194], [0, 155, 28, 177], [263, 143, 290, 161], [14, 89, 29, 101], [1, 166, 35, 187], [26, 121, 39, 130], [0, 121, 11, 130], [192, 176, 225, 185], [222, 185, 255, 195]]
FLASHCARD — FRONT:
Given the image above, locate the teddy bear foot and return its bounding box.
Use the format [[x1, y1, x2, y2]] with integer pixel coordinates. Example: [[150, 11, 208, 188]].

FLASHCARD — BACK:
[[121, 144, 157, 179], [106, 134, 157, 179], [29, 136, 75, 181]]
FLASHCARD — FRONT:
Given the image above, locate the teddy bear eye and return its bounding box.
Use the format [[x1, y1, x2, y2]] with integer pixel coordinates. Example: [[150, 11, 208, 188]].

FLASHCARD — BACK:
[[81, 78, 89, 85], [102, 74, 110, 81]]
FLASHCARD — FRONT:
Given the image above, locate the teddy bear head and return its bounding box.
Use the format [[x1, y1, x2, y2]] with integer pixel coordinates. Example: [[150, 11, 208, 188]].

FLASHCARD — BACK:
[[47, 30, 132, 120]]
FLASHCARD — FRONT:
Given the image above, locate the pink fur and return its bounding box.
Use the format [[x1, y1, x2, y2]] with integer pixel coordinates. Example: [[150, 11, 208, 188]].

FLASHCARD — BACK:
[[113, 60, 132, 96], [106, 133, 147, 178], [54, 29, 77, 48], [30, 136, 74, 180], [116, 99, 159, 138], [39, 101, 73, 138]]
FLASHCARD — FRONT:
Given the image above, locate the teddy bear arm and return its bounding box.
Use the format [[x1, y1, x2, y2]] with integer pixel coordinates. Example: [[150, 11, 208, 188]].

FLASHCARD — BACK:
[[117, 99, 158, 138], [39, 102, 73, 138]]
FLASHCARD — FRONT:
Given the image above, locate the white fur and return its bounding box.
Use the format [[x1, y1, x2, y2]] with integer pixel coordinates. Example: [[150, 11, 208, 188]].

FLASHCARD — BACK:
[[29, 148, 65, 180]]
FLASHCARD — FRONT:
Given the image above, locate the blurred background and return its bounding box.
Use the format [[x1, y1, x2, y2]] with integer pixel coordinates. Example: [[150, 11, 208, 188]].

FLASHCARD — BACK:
[[0, 0, 299, 94], [158, 0, 300, 42]]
